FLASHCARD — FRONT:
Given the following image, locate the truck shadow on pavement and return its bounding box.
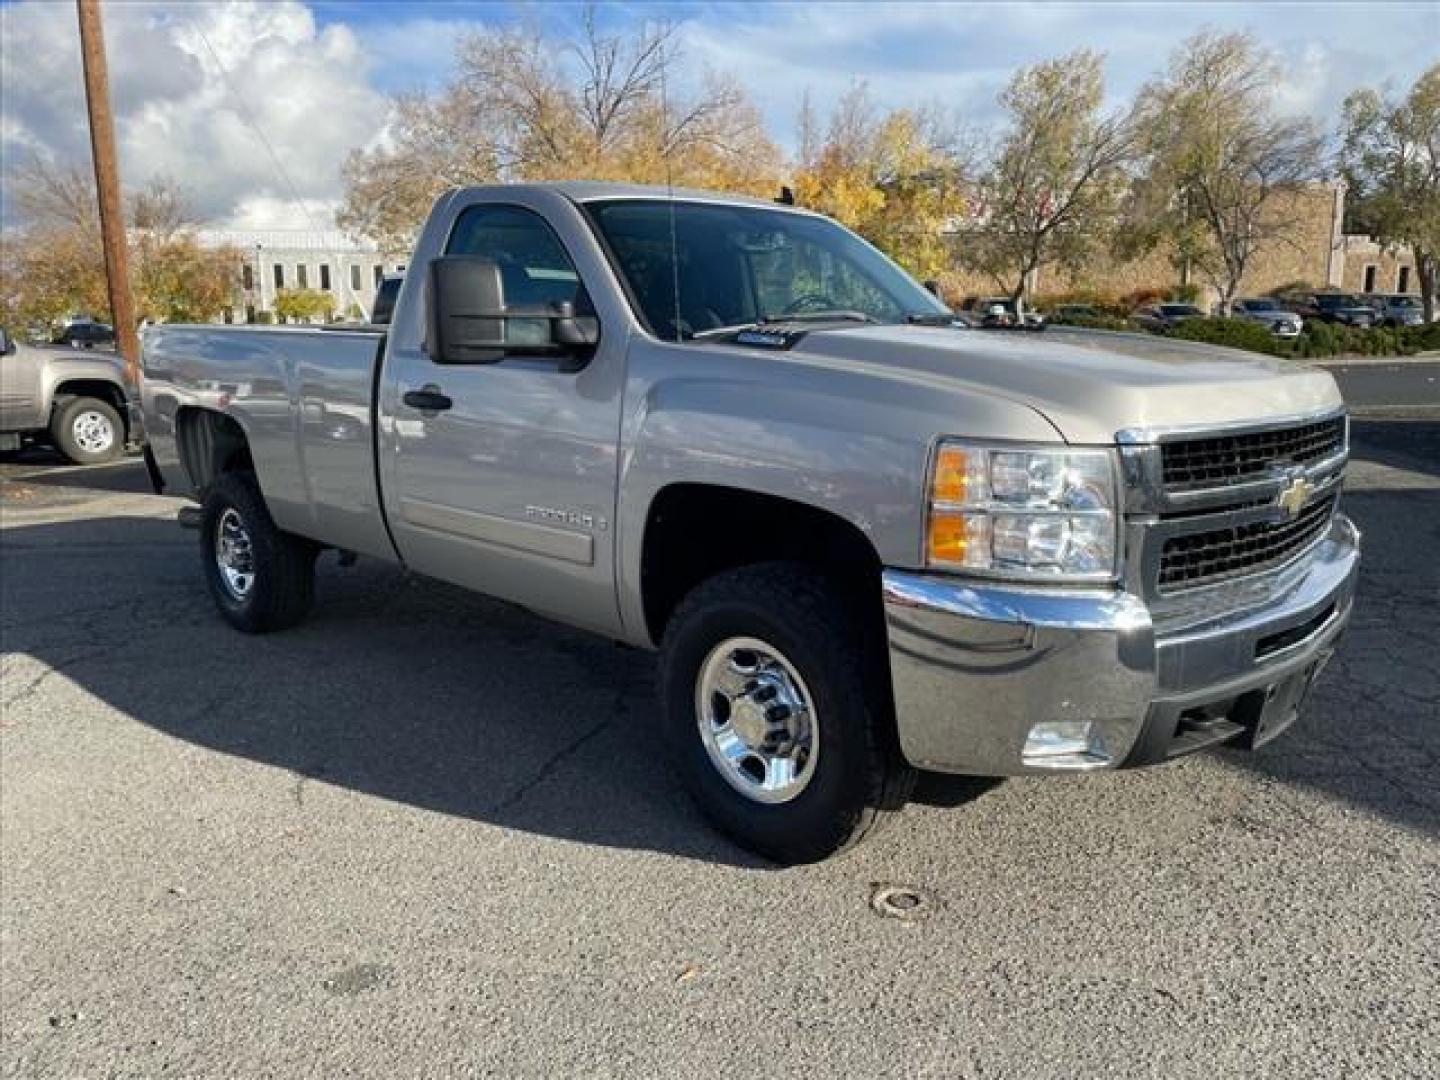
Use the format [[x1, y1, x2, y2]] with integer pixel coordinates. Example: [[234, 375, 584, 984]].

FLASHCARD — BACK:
[[2, 424, 1437, 861]]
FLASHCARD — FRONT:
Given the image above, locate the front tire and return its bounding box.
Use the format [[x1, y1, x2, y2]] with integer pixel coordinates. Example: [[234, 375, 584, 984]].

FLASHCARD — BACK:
[[200, 472, 316, 633], [50, 396, 123, 464], [659, 563, 915, 864]]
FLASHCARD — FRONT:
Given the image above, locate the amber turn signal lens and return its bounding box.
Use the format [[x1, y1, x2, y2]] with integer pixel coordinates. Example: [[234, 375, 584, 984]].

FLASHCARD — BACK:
[[928, 511, 970, 564], [932, 445, 975, 504]]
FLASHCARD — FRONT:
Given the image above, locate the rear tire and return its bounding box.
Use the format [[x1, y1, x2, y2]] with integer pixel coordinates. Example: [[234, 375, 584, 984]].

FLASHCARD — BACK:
[[200, 472, 316, 633], [658, 562, 915, 864], [50, 396, 123, 465]]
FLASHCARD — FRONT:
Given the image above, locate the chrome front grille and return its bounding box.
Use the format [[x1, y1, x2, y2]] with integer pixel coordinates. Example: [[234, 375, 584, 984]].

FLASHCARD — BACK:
[[1157, 493, 1336, 592], [1120, 409, 1348, 604], [1160, 416, 1346, 492]]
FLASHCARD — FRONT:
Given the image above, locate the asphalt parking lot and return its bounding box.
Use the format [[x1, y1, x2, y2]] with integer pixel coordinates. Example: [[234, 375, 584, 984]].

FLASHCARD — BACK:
[[2, 419, 1437, 1078]]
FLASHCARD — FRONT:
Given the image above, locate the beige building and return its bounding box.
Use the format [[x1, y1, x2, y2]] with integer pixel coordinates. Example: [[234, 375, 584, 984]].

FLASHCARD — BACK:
[[198, 229, 407, 323], [1339, 234, 1422, 296]]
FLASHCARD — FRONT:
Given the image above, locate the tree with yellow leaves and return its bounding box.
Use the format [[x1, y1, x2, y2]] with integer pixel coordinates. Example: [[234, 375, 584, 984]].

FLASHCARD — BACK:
[[790, 84, 968, 281], [963, 50, 1136, 303]]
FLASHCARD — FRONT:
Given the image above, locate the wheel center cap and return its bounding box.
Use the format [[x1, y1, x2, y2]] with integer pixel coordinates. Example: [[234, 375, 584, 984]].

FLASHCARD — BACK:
[[731, 698, 768, 747]]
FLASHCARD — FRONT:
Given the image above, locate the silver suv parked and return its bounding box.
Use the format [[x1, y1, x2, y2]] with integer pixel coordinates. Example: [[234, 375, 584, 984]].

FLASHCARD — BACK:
[[1364, 294, 1425, 327], [1233, 298, 1303, 337]]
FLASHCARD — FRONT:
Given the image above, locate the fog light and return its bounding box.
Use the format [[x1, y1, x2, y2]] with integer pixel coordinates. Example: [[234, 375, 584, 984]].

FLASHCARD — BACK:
[[1022, 721, 1112, 768]]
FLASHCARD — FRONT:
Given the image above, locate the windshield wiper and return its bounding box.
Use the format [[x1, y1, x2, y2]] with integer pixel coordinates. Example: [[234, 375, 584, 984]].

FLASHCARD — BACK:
[[775, 310, 879, 324], [906, 311, 966, 326], [689, 310, 878, 341]]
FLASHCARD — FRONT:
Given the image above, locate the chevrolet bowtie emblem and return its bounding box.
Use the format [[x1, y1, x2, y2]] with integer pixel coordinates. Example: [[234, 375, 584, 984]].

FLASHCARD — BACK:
[[1275, 475, 1315, 518]]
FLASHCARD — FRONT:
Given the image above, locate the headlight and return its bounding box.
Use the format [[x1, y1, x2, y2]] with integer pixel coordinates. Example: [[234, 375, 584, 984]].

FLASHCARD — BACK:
[[926, 441, 1120, 580]]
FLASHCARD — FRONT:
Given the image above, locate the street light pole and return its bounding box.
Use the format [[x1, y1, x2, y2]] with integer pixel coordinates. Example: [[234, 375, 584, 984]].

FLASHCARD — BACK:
[[76, 0, 139, 388]]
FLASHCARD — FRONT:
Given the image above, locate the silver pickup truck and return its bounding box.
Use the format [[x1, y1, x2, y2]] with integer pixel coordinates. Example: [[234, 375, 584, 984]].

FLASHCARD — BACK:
[[1, 326, 133, 464], [139, 182, 1359, 863]]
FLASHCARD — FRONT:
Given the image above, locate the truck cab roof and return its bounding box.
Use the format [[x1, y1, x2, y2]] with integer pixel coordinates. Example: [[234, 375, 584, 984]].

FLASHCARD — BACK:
[[451, 180, 802, 213]]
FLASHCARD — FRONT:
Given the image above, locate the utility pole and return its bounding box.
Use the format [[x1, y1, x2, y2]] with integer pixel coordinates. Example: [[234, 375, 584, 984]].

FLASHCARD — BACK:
[[76, 0, 139, 388]]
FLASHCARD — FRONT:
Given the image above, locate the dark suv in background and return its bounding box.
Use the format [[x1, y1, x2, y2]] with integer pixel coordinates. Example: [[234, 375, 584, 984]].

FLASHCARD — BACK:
[[1298, 293, 1377, 327], [52, 319, 116, 349], [1131, 302, 1205, 331]]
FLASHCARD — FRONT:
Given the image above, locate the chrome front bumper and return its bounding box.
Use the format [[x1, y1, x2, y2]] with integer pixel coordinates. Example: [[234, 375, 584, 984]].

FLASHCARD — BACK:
[[881, 514, 1360, 775]]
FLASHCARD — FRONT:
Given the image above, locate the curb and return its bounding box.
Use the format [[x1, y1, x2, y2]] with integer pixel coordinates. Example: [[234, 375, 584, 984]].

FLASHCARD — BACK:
[[1312, 351, 1440, 367]]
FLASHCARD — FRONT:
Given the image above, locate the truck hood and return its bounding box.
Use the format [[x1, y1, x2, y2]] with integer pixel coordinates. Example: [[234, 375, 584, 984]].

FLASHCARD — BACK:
[[773, 325, 1341, 444]]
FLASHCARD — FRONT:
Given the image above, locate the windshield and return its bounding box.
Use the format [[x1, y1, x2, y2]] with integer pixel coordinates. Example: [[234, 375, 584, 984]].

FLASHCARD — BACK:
[[1161, 304, 1201, 316], [1391, 296, 1419, 308], [585, 199, 949, 341], [1243, 299, 1279, 311]]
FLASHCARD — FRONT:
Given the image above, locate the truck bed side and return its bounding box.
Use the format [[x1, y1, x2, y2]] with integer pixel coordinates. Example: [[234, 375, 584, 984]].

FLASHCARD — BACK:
[[140, 325, 397, 561]]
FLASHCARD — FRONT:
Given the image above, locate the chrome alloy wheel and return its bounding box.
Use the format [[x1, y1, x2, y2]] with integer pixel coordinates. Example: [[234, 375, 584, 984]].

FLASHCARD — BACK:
[[214, 507, 256, 600], [72, 409, 115, 454], [696, 637, 819, 804]]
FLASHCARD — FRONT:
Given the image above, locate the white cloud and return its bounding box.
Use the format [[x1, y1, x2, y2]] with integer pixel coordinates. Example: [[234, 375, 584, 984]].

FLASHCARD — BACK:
[[0, 0, 386, 229], [2, 0, 1435, 232], [675, 1, 1440, 148]]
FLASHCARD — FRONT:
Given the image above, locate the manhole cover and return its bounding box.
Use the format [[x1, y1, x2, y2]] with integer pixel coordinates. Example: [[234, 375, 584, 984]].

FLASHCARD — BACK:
[[869, 882, 934, 921]]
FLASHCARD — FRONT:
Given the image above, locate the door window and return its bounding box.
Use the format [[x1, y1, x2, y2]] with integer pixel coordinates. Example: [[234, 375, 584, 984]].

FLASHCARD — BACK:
[[445, 204, 582, 311]]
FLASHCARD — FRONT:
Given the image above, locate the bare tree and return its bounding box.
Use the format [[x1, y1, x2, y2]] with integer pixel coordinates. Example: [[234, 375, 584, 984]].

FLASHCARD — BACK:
[[2, 159, 238, 328], [1340, 63, 1440, 321], [338, 86, 500, 254], [7, 157, 101, 236], [963, 50, 1135, 303], [339, 3, 778, 249], [1127, 31, 1323, 314]]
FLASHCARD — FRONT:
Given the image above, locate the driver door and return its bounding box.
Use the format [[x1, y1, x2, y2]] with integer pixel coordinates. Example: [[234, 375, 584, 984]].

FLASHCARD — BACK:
[[380, 201, 627, 637]]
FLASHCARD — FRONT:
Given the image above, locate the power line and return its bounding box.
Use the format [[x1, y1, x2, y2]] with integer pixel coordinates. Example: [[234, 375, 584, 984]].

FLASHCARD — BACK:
[[188, 19, 326, 235]]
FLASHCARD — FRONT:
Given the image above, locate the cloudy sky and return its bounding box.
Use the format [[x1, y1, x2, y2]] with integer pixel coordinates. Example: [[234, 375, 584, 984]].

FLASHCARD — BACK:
[[1, 0, 1434, 231]]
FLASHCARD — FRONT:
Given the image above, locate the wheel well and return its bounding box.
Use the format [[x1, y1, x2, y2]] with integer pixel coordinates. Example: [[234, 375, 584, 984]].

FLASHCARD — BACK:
[[640, 484, 883, 644], [175, 408, 253, 493], [52, 380, 129, 435]]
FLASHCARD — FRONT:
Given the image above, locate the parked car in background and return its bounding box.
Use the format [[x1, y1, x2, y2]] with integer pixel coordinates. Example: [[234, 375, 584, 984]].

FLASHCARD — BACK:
[[139, 181, 1358, 863], [1132, 303, 1205, 332], [1364, 294, 1425, 327], [956, 296, 1045, 329], [52, 319, 116, 349], [0, 325, 134, 463], [1298, 293, 1376, 328], [1232, 298, 1304, 338]]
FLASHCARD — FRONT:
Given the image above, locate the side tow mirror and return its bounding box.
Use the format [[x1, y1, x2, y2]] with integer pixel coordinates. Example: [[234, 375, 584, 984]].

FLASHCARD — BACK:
[[426, 255, 508, 365], [426, 255, 600, 369]]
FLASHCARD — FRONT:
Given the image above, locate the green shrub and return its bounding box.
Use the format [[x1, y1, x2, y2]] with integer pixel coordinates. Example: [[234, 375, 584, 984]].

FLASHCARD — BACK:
[[1158, 316, 1433, 359], [1047, 314, 1136, 331], [1166, 317, 1284, 355], [1400, 322, 1440, 352], [1304, 320, 1339, 355]]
